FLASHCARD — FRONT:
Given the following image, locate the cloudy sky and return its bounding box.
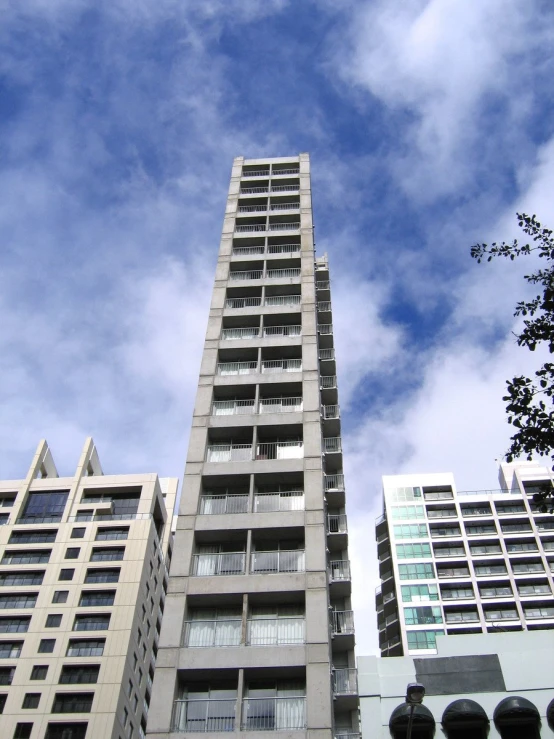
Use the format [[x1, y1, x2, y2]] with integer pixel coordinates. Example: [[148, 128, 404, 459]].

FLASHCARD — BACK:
[[1, 0, 553, 653]]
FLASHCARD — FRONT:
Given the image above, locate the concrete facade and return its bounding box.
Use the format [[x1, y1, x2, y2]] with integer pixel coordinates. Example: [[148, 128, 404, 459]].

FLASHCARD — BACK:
[[148, 155, 359, 739], [0, 438, 177, 739], [376, 460, 554, 657]]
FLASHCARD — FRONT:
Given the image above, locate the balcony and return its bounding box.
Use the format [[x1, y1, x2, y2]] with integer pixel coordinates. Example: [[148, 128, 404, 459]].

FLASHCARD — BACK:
[[264, 295, 301, 307], [316, 280, 330, 290], [242, 169, 269, 178], [331, 610, 355, 635], [325, 474, 345, 491], [271, 184, 299, 192], [261, 359, 302, 373], [240, 186, 269, 194], [250, 550, 305, 574], [221, 327, 260, 341], [246, 617, 305, 645], [328, 514, 347, 534], [256, 441, 304, 460], [241, 697, 306, 731], [199, 494, 249, 515], [206, 443, 253, 463], [233, 245, 266, 256], [322, 404, 340, 419], [319, 348, 335, 360], [329, 560, 351, 581], [324, 437, 342, 454], [182, 619, 241, 647], [229, 269, 264, 280], [318, 301, 331, 312], [212, 399, 255, 416], [236, 225, 267, 234], [259, 397, 303, 414], [266, 267, 301, 279], [267, 243, 300, 254], [217, 360, 258, 376], [206, 442, 304, 463], [332, 668, 358, 695], [225, 297, 262, 309], [263, 325, 301, 338], [192, 552, 246, 576], [254, 490, 304, 512], [320, 375, 337, 389], [318, 323, 333, 335], [238, 204, 267, 213], [270, 202, 300, 211], [272, 167, 300, 176], [173, 699, 236, 732]]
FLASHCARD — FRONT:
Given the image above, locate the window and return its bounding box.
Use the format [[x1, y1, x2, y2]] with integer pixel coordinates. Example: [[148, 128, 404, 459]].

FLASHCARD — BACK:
[[434, 546, 465, 558], [65, 548, 81, 560], [53, 591, 68, 604], [390, 487, 422, 502], [398, 563, 435, 580], [96, 527, 129, 541], [137, 628, 142, 646], [242, 682, 305, 731], [1, 550, 50, 565], [0, 514, 7, 526], [0, 694, 5, 713], [81, 488, 141, 519], [401, 584, 439, 602], [484, 608, 518, 621], [512, 562, 544, 574], [133, 653, 138, 670], [22, 693, 40, 709], [59, 569, 75, 581], [90, 547, 124, 562], [404, 606, 443, 625], [31, 665, 48, 680], [127, 679, 133, 696], [393, 524, 429, 539], [480, 586, 513, 598], [431, 525, 461, 537], [474, 565, 507, 576], [138, 668, 143, 686], [0, 641, 23, 658], [9, 530, 56, 544], [18, 490, 69, 523], [73, 615, 110, 632], [84, 568, 120, 584], [518, 583, 551, 596], [45, 615, 62, 628], [406, 630, 444, 650], [45, 723, 88, 739], [52, 692, 94, 713], [79, 591, 115, 607], [524, 605, 554, 618], [470, 544, 502, 555], [71, 527, 86, 539], [141, 605, 146, 622], [0, 594, 37, 609], [0, 666, 15, 684], [13, 724, 33, 739], [496, 502, 526, 514], [38, 639, 55, 654], [445, 610, 479, 623], [391, 505, 425, 520], [0, 571, 44, 586], [506, 542, 538, 553], [123, 707, 129, 727], [146, 620, 151, 636], [441, 587, 474, 599], [465, 524, 497, 535], [396, 543, 432, 559], [66, 639, 105, 657], [0, 496, 15, 507], [59, 665, 100, 684], [133, 694, 138, 712], [0, 617, 31, 633]]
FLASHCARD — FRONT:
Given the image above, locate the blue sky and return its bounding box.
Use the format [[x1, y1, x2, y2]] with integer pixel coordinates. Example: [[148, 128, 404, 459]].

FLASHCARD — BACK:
[[1, 0, 554, 652]]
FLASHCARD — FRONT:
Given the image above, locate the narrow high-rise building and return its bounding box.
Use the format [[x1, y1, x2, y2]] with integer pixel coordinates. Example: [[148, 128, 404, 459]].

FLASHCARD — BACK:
[[0, 438, 177, 739], [376, 461, 554, 657], [148, 155, 359, 739]]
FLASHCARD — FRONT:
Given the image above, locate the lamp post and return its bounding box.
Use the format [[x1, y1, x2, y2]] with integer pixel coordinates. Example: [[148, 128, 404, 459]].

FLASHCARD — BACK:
[[405, 682, 425, 739]]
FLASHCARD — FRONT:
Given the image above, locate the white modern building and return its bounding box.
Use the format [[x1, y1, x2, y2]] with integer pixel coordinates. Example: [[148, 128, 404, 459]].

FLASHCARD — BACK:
[[376, 461, 554, 657], [148, 154, 359, 739], [0, 438, 177, 739]]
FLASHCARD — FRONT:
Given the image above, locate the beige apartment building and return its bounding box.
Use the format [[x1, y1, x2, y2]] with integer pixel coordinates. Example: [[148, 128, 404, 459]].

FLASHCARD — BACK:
[[0, 438, 177, 739], [148, 155, 359, 739]]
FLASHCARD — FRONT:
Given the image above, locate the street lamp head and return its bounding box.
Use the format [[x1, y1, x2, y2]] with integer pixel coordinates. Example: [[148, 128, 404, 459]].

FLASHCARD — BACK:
[[406, 682, 425, 705]]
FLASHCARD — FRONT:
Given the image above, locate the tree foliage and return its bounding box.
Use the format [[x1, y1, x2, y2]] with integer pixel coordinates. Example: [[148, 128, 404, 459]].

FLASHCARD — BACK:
[[471, 213, 554, 512]]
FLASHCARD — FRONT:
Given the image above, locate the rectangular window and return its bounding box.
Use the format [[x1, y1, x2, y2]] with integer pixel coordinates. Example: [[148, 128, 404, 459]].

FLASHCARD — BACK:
[[14, 723, 33, 739], [52, 591, 68, 604], [19, 491, 69, 524], [401, 584, 439, 602], [73, 615, 110, 632], [81, 488, 141, 519], [0, 617, 31, 633], [65, 548, 80, 560], [396, 543, 432, 559], [59, 569, 75, 581], [0, 666, 15, 684], [84, 568, 120, 584], [30, 665, 48, 680], [45, 723, 88, 739], [391, 505, 425, 520], [90, 547, 124, 562], [390, 487, 422, 502], [95, 527, 129, 541], [0, 594, 37, 610], [38, 639, 55, 654], [404, 606, 443, 625], [393, 524, 428, 539], [71, 527, 86, 539], [79, 591, 115, 607], [398, 563, 435, 580], [22, 693, 40, 709], [0, 693, 5, 713], [46, 615, 62, 628], [0, 641, 23, 658], [0, 571, 44, 586], [59, 665, 100, 684], [407, 630, 444, 650], [52, 692, 94, 713], [66, 640, 105, 657], [9, 530, 56, 544], [441, 587, 475, 599], [1, 550, 51, 565]]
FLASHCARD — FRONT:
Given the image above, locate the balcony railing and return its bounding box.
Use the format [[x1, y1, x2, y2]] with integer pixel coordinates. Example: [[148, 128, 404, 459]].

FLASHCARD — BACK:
[[271, 184, 299, 192], [272, 168, 300, 175], [212, 399, 256, 416], [263, 325, 301, 338], [217, 361, 258, 375], [316, 280, 330, 290], [267, 243, 300, 254], [235, 225, 267, 233], [251, 550, 305, 573], [322, 404, 340, 419], [192, 552, 246, 576], [320, 375, 337, 389], [329, 560, 351, 581], [238, 204, 267, 213], [266, 268, 301, 279], [199, 494, 249, 515], [206, 442, 304, 462], [325, 474, 345, 491], [256, 441, 304, 460], [243, 169, 269, 177], [173, 699, 236, 732], [225, 297, 262, 309], [261, 359, 301, 373], [182, 619, 242, 647], [319, 348, 335, 360], [268, 222, 300, 231], [259, 397, 303, 413], [331, 610, 355, 635], [206, 444, 253, 462], [332, 669, 358, 694], [328, 514, 348, 533], [241, 697, 306, 731], [241, 186, 268, 194], [270, 202, 299, 211], [221, 327, 260, 340], [324, 437, 342, 453], [318, 301, 331, 311], [264, 295, 301, 307], [232, 245, 266, 256], [246, 617, 305, 645], [254, 491, 305, 512], [318, 324, 333, 335], [229, 269, 264, 280]]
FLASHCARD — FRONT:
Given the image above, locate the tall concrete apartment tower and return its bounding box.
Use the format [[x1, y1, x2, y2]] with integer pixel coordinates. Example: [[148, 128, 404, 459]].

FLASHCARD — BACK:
[[148, 155, 359, 739], [375, 461, 554, 658]]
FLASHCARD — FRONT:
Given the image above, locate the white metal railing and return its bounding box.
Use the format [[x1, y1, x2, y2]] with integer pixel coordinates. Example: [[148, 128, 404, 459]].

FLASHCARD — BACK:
[[243, 169, 269, 177], [322, 405, 340, 419], [217, 361, 258, 375], [272, 168, 300, 175], [251, 550, 305, 573], [332, 610, 355, 634], [318, 301, 331, 311], [268, 223, 300, 231], [319, 348, 335, 360], [320, 375, 337, 389], [235, 224, 267, 233], [263, 325, 301, 337], [192, 552, 246, 576], [173, 699, 236, 732], [225, 297, 262, 309], [325, 474, 345, 491], [232, 245, 265, 255], [241, 697, 305, 730], [240, 187, 268, 194], [199, 495, 249, 514], [264, 295, 301, 307], [316, 280, 330, 290], [266, 268, 301, 279], [271, 184, 299, 192], [229, 270, 264, 280], [212, 399, 255, 416], [182, 619, 242, 647], [238, 205, 267, 213], [332, 669, 358, 694], [256, 441, 303, 460], [324, 437, 342, 453], [318, 324, 333, 335], [206, 444, 253, 462], [328, 514, 347, 533], [261, 359, 302, 373], [259, 397, 303, 413], [254, 491, 305, 512], [247, 617, 305, 645], [221, 327, 260, 340], [270, 202, 299, 211], [329, 560, 351, 580], [267, 243, 300, 254], [335, 733, 360, 739]]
